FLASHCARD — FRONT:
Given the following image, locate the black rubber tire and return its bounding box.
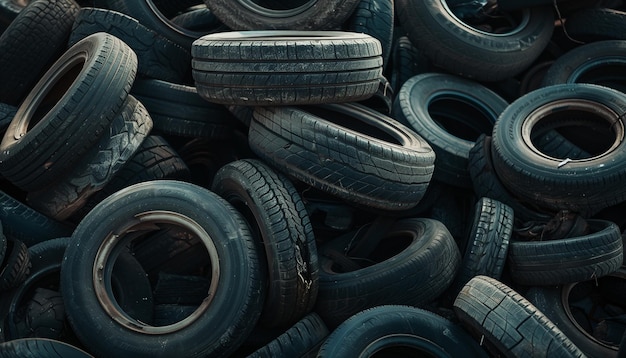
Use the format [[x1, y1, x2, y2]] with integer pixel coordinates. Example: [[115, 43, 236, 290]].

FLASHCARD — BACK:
[[11, 288, 65, 340], [444, 197, 514, 303], [61, 180, 266, 358], [564, 7, 626, 42], [0, 237, 69, 343], [526, 268, 626, 358], [541, 40, 626, 94], [247, 313, 329, 358], [0, 32, 138, 192], [467, 134, 554, 223], [317, 305, 488, 357], [491, 83, 626, 215], [453, 275, 586, 358], [68, 7, 191, 83], [70, 135, 190, 222], [346, 0, 393, 68], [203, 0, 361, 30], [0, 338, 93, 358], [393, 72, 508, 187], [25, 95, 153, 221], [211, 159, 319, 328], [315, 218, 461, 328], [0, 191, 73, 247], [507, 219, 623, 286], [395, 0, 554, 82], [0, 102, 16, 134], [387, 35, 430, 95], [104, 0, 218, 49], [0, 0, 26, 30], [248, 103, 436, 212], [0, 239, 30, 291], [169, 5, 224, 32], [0, 0, 80, 105], [130, 78, 233, 139], [191, 31, 383, 106]]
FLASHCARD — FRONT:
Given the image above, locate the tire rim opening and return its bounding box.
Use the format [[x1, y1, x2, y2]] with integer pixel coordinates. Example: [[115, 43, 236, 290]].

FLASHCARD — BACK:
[[15, 56, 85, 139], [428, 95, 496, 142], [571, 60, 626, 94], [563, 269, 626, 350], [442, 0, 530, 36], [236, 0, 317, 17], [524, 99, 624, 161], [363, 334, 446, 357], [93, 210, 220, 335]]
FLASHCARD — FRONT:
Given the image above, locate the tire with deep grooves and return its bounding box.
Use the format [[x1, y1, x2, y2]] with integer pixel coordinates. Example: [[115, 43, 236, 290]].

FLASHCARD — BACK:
[[0, 0, 80, 105], [453, 275, 586, 358], [211, 159, 319, 328], [346, 0, 393, 68], [248, 103, 436, 211], [69, 7, 191, 83], [25, 95, 153, 221], [131, 79, 233, 139], [0, 32, 138, 192], [191, 31, 383, 106], [0, 338, 93, 358]]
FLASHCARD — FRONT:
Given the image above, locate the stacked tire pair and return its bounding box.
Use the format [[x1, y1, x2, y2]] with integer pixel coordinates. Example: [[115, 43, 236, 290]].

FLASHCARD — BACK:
[[0, 31, 155, 222]]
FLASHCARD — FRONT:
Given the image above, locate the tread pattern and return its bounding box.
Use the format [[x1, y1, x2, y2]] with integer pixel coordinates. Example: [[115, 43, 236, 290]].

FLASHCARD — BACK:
[[453, 275, 586, 358], [212, 159, 319, 328], [71, 135, 190, 221], [0, 239, 30, 291], [248, 104, 435, 211], [507, 219, 624, 286], [69, 7, 191, 83], [0, 338, 93, 357], [347, 0, 394, 67], [25, 96, 153, 221], [395, 0, 554, 81], [191, 32, 383, 105], [0, 0, 80, 105], [446, 197, 513, 300], [0, 191, 73, 247], [12, 288, 66, 340], [131, 79, 233, 139], [0, 32, 138, 191]]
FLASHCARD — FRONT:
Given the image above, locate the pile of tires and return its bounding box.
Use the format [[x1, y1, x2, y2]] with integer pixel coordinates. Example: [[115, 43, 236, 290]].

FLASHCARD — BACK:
[[0, 0, 625, 357]]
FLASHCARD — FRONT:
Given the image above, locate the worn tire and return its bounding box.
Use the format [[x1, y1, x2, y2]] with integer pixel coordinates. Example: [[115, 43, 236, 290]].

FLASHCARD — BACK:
[[25, 95, 153, 221], [0, 32, 138, 192], [69, 7, 191, 83], [393, 72, 508, 187], [212, 159, 319, 328], [454, 275, 586, 358], [507, 219, 623, 286], [0, 0, 80, 105], [491, 83, 626, 215], [192, 31, 383, 106], [61, 180, 266, 357], [248, 103, 436, 211], [315, 218, 461, 328], [317, 305, 488, 357], [395, 0, 554, 81]]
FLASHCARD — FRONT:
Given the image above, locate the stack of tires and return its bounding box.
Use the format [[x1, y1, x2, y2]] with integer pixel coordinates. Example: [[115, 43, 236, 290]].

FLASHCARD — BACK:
[[0, 0, 624, 357]]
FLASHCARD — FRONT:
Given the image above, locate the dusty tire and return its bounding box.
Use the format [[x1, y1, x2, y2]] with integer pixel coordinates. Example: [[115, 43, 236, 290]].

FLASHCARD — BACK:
[[454, 275, 586, 358], [61, 180, 266, 357], [192, 31, 383, 106], [0, 32, 138, 191], [248, 103, 436, 211], [491, 83, 626, 215]]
